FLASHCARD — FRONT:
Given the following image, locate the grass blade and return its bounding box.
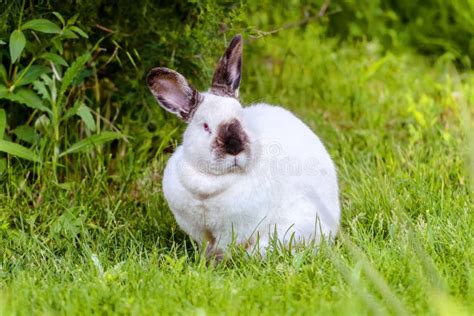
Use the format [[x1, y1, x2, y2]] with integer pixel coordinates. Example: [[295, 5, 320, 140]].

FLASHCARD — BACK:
[[0, 139, 41, 162], [60, 131, 122, 156], [0, 64, 6, 83], [0, 158, 5, 173], [0, 108, 5, 140]]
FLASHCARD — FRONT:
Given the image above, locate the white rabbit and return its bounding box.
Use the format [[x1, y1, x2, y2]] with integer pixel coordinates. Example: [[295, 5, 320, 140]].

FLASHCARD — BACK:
[[147, 35, 340, 257]]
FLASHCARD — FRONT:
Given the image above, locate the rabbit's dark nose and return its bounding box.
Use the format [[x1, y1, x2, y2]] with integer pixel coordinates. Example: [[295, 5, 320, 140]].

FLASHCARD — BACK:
[[216, 119, 248, 156], [224, 133, 244, 156]]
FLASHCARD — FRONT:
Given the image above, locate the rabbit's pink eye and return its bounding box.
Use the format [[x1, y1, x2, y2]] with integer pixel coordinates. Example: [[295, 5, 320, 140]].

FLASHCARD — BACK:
[[203, 123, 211, 133]]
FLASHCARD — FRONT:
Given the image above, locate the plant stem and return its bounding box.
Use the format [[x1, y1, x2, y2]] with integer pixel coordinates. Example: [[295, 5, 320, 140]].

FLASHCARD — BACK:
[[51, 79, 59, 181], [18, 0, 26, 28]]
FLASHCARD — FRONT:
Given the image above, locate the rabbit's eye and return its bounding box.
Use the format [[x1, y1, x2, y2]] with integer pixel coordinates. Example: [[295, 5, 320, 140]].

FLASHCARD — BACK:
[[203, 123, 211, 134]]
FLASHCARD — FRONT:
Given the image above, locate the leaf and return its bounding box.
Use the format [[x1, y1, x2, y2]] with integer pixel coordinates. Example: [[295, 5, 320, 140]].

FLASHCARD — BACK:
[[62, 100, 82, 121], [0, 84, 6, 97], [0, 158, 5, 174], [22, 19, 61, 34], [72, 69, 93, 86], [58, 29, 79, 40], [51, 39, 63, 54], [58, 53, 90, 103], [70, 26, 88, 38], [52, 12, 65, 26], [0, 88, 52, 114], [16, 65, 51, 86], [0, 139, 41, 162], [40, 52, 68, 66], [9, 30, 26, 63], [67, 14, 79, 26], [60, 132, 121, 156], [34, 114, 50, 134], [0, 63, 6, 84], [0, 39, 6, 45], [0, 108, 6, 140], [32, 80, 51, 102], [39, 73, 53, 85], [76, 104, 96, 132], [13, 125, 38, 144]]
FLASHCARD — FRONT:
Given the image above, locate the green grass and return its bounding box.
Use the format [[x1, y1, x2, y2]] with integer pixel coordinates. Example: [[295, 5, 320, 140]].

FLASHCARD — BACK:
[[1, 25, 473, 315]]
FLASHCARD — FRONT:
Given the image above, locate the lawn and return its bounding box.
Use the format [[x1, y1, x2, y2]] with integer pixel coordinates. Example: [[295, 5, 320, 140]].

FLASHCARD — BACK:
[[1, 11, 473, 316]]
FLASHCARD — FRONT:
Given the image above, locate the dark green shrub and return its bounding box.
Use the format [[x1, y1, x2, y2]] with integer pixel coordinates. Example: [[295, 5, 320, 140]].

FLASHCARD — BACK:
[[0, 0, 243, 180]]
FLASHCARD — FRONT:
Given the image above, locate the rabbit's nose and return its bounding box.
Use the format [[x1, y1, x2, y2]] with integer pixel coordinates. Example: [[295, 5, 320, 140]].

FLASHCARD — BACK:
[[224, 135, 244, 156], [215, 118, 248, 156]]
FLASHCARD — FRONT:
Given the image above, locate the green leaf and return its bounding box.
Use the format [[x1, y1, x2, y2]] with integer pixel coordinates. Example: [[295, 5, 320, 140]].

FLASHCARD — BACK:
[[67, 14, 79, 26], [0, 39, 6, 45], [58, 53, 90, 103], [22, 19, 62, 34], [39, 73, 53, 85], [14, 125, 38, 144], [40, 52, 68, 66], [0, 108, 6, 140], [72, 69, 92, 86], [60, 132, 121, 156], [52, 12, 65, 26], [0, 139, 41, 162], [0, 88, 52, 114], [0, 158, 6, 174], [70, 26, 88, 38], [77, 104, 96, 132], [34, 114, 50, 134], [0, 63, 7, 83], [0, 84, 7, 96], [9, 30, 26, 63], [51, 39, 63, 54], [32, 80, 51, 102], [62, 100, 81, 121], [16, 65, 51, 86], [59, 29, 78, 40]]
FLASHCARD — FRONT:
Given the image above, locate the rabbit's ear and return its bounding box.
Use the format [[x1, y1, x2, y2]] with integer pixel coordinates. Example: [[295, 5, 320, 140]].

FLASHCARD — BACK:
[[211, 35, 243, 98], [147, 67, 202, 122]]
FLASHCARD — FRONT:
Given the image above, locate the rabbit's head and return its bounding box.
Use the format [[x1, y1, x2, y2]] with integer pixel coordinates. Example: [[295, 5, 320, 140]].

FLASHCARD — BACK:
[[147, 35, 254, 175]]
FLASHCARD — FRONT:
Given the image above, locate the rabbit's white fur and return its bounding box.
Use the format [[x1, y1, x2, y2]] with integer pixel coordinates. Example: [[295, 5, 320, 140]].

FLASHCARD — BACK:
[[162, 92, 340, 254], [148, 35, 340, 256]]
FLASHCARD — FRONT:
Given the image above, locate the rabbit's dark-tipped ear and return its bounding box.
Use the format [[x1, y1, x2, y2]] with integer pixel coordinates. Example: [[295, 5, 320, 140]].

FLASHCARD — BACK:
[[211, 35, 243, 98], [147, 68, 202, 122]]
